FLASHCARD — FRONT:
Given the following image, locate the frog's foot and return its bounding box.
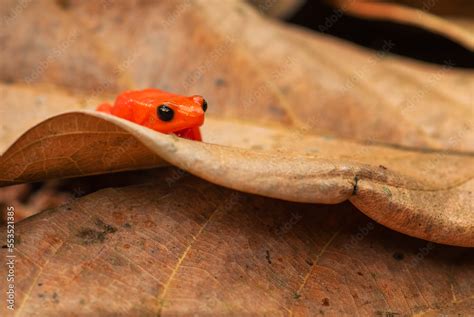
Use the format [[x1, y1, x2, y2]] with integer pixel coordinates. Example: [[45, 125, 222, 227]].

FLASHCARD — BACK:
[[96, 102, 113, 114], [173, 127, 202, 141]]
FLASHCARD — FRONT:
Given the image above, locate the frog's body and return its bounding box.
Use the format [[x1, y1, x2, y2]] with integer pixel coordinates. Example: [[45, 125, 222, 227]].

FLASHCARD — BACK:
[[97, 88, 207, 141]]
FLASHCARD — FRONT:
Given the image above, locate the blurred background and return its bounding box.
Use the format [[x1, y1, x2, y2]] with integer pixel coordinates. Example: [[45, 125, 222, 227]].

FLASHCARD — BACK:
[[288, 1, 473, 67]]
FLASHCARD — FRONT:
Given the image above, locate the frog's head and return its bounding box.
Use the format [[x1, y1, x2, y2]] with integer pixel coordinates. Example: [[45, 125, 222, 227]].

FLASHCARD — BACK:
[[143, 91, 207, 140], [153, 94, 206, 132]]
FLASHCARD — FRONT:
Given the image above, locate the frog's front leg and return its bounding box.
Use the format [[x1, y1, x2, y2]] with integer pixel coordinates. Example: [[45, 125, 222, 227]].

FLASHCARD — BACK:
[[173, 126, 202, 141], [191, 127, 202, 141]]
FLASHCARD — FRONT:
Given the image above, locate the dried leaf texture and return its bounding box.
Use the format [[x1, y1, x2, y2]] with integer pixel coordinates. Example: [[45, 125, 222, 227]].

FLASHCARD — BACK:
[[1, 175, 473, 316], [1, 0, 473, 150], [0, 111, 472, 246], [0, 0, 473, 315]]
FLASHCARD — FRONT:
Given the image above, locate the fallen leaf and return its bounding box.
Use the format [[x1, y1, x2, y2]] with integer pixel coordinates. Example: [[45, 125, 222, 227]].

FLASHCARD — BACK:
[[1, 0, 473, 150], [0, 0, 473, 315], [0, 108, 472, 246], [0, 83, 101, 150], [1, 173, 472, 316], [0, 0, 473, 245]]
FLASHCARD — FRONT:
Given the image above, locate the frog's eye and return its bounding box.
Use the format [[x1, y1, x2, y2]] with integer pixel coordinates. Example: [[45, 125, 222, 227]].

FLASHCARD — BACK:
[[202, 99, 208, 112], [157, 105, 174, 122]]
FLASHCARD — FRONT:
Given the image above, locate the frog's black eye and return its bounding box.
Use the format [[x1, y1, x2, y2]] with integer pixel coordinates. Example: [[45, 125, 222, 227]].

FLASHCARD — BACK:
[[157, 105, 174, 122], [202, 99, 208, 112]]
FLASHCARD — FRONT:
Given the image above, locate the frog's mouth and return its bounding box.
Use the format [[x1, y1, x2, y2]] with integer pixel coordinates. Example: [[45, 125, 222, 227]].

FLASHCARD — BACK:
[[173, 127, 202, 141]]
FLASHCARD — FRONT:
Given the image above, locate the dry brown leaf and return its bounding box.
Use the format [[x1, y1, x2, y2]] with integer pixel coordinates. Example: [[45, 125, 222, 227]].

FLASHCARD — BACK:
[[330, 0, 474, 51], [0, 83, 102, 149], [1, 0, 473, 151], [1, 173, 473, 316], [0, 1, 473, 315], [0, 0, 472, 245], [1, 108, 473, 247]]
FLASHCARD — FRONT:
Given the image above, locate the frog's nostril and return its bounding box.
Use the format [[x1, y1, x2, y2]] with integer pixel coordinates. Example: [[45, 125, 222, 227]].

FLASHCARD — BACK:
[[202, 99, 208, 112]]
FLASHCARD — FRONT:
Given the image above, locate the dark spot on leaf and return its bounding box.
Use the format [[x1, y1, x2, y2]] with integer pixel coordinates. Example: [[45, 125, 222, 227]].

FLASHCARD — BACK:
[[1, 245, 7, 249], [95, 218, 117, 234], [77, 228, 107, 245], [265, 250, 272, 264], [77, 222, 116, 245], [293, 292, 301, 299], [379, 165, 387, 170], [38, 283, 43, 287], [56, 0, 71, 10], [77, 219, 117, 245], [52, 292, 59, 303], [268, 104, 286, 118], [393, 252, 404, 261], [215, 78, 227, 86], [123, 223, 132, 229], [357, 271, 363, 276], [305, 258, 314, 266], [322, 298, 330, 306]]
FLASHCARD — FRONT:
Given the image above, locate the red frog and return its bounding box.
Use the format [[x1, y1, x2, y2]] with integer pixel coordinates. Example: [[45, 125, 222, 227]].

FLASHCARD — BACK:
[[96, 88, 207, 141]]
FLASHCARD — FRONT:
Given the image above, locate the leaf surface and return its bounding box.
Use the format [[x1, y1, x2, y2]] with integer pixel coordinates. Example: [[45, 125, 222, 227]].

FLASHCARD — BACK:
[[0, 1, 473, 315], [1, 0, 473, 150], [1, 173, 473, 316], [1, 107, 473, 246]]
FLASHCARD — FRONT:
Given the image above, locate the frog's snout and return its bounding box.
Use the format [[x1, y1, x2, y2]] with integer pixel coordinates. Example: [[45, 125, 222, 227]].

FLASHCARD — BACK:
[[192, 95, 208, 113]]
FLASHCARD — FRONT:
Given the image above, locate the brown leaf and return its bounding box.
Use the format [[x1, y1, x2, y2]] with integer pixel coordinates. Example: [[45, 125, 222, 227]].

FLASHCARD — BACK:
[[330, 0, 474, 51], [1, 0, 473, 150], [0, 0, 473, 245], [0, 1, 473, 314], [1, 173, 473, 316], [0, 108, 472, 246], [0, 83, 101, 150]]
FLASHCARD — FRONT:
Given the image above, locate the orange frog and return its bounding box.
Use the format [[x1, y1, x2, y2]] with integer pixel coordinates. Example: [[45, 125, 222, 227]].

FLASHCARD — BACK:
[[97, 88, 207, 141]]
